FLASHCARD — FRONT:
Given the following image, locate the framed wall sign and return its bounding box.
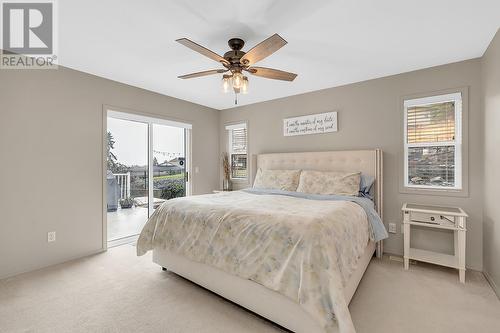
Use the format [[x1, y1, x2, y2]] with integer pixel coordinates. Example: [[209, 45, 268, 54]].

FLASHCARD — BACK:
[[283, 111, 338, 136]]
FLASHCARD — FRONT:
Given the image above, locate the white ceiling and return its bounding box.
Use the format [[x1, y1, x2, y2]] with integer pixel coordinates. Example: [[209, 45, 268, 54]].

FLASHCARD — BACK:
[[59, 0, 500, 110]]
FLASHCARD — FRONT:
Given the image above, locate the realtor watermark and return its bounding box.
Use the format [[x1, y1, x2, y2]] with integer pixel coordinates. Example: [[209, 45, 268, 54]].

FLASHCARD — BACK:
[[1, 0, 58, 69]]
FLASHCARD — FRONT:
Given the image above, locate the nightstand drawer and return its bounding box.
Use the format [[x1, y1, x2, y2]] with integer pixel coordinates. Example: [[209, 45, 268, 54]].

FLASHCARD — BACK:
[[409, 211, 455, 227], [410, 211, 441, 224]]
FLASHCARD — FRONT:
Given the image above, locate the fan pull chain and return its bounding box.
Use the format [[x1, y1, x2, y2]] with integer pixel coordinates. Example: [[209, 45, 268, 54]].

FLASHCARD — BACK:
[[234, 93, 238, 105]]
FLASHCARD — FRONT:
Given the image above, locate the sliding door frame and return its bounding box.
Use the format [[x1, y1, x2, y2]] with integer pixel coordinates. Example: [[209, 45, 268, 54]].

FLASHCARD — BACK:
[[101, 105, 192, 250]]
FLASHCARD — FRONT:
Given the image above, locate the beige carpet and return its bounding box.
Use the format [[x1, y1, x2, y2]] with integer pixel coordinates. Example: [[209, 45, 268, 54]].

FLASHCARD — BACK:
[[1, 245, 499, 333]]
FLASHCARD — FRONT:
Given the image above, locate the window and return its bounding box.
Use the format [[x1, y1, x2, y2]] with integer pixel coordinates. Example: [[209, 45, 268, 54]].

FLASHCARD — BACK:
[[404, 92, 462, 190], [226, 123, 248, 180]]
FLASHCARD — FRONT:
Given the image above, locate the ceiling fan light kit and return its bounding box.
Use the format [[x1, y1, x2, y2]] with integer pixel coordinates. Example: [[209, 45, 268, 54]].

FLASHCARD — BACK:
[[222, 73, 248, 94], [176, 34, 296, 104]]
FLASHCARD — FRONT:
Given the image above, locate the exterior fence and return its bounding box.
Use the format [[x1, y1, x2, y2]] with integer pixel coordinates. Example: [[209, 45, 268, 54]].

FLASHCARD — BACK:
[[114, 172, 131, 199]]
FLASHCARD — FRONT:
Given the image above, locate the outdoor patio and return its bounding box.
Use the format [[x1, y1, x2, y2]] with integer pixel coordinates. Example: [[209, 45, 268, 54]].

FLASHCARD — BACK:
[[107, 206, 149, 241], [107, 169, 180, 242], [107, 196, 167, 241]]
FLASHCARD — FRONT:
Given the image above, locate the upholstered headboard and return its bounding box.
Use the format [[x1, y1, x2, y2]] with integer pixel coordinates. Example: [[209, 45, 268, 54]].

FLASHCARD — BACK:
[[254, 149, 384, 255]]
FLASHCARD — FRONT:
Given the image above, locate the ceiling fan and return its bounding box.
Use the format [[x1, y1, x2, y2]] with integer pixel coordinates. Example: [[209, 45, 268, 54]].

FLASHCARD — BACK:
[[176, 33, 297, 104]]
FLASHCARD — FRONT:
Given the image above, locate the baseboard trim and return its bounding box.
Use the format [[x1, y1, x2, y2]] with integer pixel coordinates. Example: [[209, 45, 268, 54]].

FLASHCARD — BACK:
[[484, 270, 500, 300], [0, 248, 106, 281]]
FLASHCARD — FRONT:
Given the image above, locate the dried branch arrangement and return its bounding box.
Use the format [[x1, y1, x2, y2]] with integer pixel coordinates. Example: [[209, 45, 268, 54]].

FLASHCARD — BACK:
[[221, 152, 231, 180]]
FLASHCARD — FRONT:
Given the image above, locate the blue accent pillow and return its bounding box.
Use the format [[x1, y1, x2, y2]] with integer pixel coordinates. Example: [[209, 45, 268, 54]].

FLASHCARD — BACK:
[[359, 174, 375, 198]]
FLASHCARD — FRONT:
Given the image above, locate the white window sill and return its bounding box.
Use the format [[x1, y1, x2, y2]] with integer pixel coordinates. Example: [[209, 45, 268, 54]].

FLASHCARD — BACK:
[[399, 186, 469, 198], [231, 178, 249, 184]]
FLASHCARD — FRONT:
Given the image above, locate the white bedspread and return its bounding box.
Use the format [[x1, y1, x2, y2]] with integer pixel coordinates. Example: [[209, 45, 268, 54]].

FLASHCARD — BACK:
[[137, 190, 371, 332]]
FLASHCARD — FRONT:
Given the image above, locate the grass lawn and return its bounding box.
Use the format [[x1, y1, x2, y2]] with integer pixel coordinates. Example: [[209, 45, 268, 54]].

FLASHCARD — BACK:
[[153, 173, 184, 180]]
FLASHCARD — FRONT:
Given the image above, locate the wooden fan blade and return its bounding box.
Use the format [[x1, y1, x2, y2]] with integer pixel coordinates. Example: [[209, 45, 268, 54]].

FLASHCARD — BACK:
[[246, 67, 297, 81], [178, 69, 227, 79], [240, 34, 287, 66], [176, 38, 229, 65]]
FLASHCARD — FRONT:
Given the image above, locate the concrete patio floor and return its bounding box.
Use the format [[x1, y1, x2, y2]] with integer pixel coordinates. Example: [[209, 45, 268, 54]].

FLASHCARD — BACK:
[[107, 206, 149, 241]]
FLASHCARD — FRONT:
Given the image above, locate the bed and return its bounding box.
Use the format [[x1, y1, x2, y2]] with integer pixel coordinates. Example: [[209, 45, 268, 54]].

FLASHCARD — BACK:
[[137, 150, 385, 333]]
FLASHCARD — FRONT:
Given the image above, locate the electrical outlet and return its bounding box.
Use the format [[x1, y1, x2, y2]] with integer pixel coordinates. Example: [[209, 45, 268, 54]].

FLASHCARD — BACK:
[[388, 223, 397, 234], [47, 231, 56, 242]]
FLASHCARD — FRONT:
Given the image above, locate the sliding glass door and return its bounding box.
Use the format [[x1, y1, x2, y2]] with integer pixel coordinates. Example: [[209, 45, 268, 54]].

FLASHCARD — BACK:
[[106, 110, 190, 244], [106, 117, 149, 242], [152, 124, 187, 214]]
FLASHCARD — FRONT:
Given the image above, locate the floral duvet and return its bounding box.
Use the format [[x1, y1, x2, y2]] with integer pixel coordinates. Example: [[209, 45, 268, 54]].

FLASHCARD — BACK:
[[137, 190, 385, 332]]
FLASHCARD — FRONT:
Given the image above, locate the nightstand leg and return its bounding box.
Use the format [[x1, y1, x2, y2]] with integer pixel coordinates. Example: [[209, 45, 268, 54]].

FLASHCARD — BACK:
[[454, 230, 458, 256], [458, 225, 466, 284], [459, 269, 465, 283], [403, 219, 410, 270]]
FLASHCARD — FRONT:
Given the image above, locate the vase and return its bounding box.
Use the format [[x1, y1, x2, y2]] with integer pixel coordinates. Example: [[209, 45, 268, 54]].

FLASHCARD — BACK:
[[222, 178, 232, 191]]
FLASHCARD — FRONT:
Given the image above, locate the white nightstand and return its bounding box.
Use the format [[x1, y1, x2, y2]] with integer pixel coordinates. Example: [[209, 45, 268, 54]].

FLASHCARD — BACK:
[[402, 203, 468, 283]]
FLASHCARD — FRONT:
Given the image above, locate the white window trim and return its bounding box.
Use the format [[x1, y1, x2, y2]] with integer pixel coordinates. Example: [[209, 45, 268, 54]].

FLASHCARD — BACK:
[[225, 123, 247, 131], [403, 92, 462, 191], [108, 110, 192, 129], [225, 122, 248, 182]]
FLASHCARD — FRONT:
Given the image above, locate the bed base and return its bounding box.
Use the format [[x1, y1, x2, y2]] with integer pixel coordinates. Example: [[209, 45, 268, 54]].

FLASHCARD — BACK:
[[153, 241, 376, 333]]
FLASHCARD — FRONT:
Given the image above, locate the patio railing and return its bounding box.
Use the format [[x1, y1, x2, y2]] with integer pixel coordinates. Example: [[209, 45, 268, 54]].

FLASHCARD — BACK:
[[114, 172, 131, 199]]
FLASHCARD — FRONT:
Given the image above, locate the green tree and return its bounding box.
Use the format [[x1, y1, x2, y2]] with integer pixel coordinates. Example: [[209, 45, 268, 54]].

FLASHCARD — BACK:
[[107, 131, 118, 171], [107, 132, 130, 174]]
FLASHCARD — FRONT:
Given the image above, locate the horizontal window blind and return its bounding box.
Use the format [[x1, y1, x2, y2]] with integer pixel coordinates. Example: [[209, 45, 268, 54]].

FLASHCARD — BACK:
[[407, 102, 455, 144], [227, 123, 248, 180], [231, 127, 247, 154]]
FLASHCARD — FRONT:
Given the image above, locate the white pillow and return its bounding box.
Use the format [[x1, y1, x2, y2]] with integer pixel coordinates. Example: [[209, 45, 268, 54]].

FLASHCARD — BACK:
[[253, 169, 301, 191], [296, 170, 361, 196]]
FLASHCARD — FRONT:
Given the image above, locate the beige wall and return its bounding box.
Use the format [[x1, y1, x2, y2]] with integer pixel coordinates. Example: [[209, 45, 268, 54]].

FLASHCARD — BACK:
[[482, 29, 500, 296], [0, 66, 220, 279], [220, 59, 484, 270], [0, 47, 494, 279]]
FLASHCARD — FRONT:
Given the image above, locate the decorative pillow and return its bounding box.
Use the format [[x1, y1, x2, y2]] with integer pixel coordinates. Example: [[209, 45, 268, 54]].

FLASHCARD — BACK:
[[253, 169, 301, 191], [296, 170, 361, 196], [359, 174, 375, 198]]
